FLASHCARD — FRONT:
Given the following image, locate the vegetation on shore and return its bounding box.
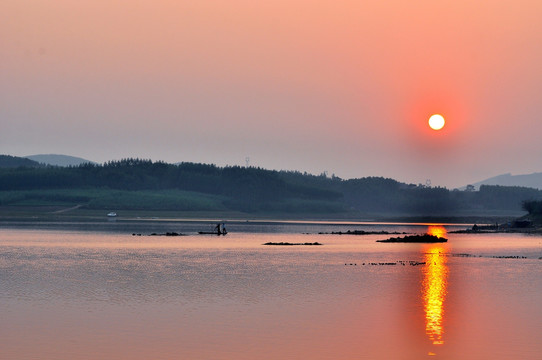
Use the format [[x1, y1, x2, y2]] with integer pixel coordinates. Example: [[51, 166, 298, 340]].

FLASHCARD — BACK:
[[522, 200, 542, 217], [376, 234, 448, 243], [0, 157, 540, 219], [319, 230, 405, 235]]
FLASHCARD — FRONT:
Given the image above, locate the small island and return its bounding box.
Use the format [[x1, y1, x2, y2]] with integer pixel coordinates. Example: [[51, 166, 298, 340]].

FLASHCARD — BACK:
[[376, 234, 447, 243], [148, 232, 186, 236], [263, 242, 322, 246], [319, 230, 406, 235]]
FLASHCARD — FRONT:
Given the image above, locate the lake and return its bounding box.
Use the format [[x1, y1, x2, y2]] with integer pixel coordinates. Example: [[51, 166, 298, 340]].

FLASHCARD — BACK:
[[1, 220, 541, 359]]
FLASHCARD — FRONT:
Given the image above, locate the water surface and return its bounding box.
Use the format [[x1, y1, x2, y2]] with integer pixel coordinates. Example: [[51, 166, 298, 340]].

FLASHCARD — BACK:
[[1, 222, 541, 359]]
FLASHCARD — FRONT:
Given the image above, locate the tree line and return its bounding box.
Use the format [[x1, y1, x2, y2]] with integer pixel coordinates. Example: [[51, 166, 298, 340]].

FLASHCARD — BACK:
[[1, 158, 541, 215]]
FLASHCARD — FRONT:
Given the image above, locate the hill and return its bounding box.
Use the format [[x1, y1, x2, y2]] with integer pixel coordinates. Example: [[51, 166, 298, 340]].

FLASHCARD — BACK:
[[0, 158, 540, 218], [0, 159, 347, 215], [0, 155, 40, 168], [466, 172, 542, 190], [25, 154, 96, 167]]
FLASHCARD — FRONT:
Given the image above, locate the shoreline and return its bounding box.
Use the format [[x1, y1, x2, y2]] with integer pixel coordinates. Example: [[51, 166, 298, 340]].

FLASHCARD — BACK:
[[0, 205, 519, 225]]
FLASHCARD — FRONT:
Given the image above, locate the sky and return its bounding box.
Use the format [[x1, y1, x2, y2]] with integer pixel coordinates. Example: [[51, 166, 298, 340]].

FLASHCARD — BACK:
[[2, 1, 542, 188]]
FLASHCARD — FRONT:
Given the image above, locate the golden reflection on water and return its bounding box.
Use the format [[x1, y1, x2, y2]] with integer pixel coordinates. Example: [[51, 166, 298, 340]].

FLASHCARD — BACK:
[[427, 225, 447, 239], [423, 226, 449, 346]]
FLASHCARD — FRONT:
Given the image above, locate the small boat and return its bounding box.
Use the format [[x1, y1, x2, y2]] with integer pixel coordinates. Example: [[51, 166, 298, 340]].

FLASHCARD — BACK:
[[198, 230, 228, 235], [199, 223, 227, 235], [107, 212, 117, 217]]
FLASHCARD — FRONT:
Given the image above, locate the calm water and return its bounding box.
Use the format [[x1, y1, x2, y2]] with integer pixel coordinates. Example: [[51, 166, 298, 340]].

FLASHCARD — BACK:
[[1, 221, 541, 360]]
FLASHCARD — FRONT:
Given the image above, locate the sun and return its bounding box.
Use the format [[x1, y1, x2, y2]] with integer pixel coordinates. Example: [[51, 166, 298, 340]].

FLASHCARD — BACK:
[[428, 114, 445, 130]]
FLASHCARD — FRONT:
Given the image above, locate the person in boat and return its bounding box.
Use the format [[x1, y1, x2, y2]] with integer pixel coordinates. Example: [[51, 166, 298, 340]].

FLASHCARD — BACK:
[[214, 223, 222, 235]]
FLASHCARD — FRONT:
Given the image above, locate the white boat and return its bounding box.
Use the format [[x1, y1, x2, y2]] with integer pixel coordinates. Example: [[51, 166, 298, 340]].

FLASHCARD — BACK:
[[107, 212, 117, 217]]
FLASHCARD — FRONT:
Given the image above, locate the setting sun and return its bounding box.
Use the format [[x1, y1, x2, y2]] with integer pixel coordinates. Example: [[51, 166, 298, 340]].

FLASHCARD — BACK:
[[428, 114, 445, 130]]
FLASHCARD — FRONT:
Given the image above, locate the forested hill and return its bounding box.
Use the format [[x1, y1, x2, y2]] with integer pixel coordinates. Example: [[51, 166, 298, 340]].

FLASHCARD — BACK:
[[0, 155, 41, 168], [0, 158, 541, 216], [25, 154, 95, 167]]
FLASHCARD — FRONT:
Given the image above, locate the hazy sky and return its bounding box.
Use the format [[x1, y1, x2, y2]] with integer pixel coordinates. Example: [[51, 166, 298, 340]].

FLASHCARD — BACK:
[[2, 1, 542, 188]]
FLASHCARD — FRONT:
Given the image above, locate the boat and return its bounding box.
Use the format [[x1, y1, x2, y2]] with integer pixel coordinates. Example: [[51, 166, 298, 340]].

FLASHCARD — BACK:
[[107, 212, 117, 217], [199, 223, 227, 235], [198, 229, 228, 235]]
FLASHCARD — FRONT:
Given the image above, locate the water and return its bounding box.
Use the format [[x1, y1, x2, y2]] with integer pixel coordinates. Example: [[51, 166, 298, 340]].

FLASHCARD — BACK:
[[1, 221, 541, 359]]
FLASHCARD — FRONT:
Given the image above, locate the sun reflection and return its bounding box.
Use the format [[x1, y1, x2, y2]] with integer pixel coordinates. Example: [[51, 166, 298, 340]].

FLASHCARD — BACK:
[[422, 230, 449, 345], [427, 225, 447, 239]]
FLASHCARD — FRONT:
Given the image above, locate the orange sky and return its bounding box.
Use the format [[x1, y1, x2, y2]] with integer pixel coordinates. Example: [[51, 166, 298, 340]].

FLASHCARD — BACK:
[[2, 0, 542, 187]]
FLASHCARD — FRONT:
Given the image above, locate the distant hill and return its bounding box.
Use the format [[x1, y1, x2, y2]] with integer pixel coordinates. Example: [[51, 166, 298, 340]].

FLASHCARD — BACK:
[[0, 155, 40, 168], [468, 173, 542, 190], [25, 154, 95, 167]]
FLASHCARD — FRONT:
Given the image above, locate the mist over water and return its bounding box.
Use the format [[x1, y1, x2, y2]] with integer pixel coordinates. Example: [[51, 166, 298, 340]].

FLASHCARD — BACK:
[[1, 223, 541, 359]]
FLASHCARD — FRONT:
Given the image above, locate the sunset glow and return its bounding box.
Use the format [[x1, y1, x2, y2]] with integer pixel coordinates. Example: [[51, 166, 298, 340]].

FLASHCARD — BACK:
[[3, 1, 542, 188], [427, 225, 447, 239]]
